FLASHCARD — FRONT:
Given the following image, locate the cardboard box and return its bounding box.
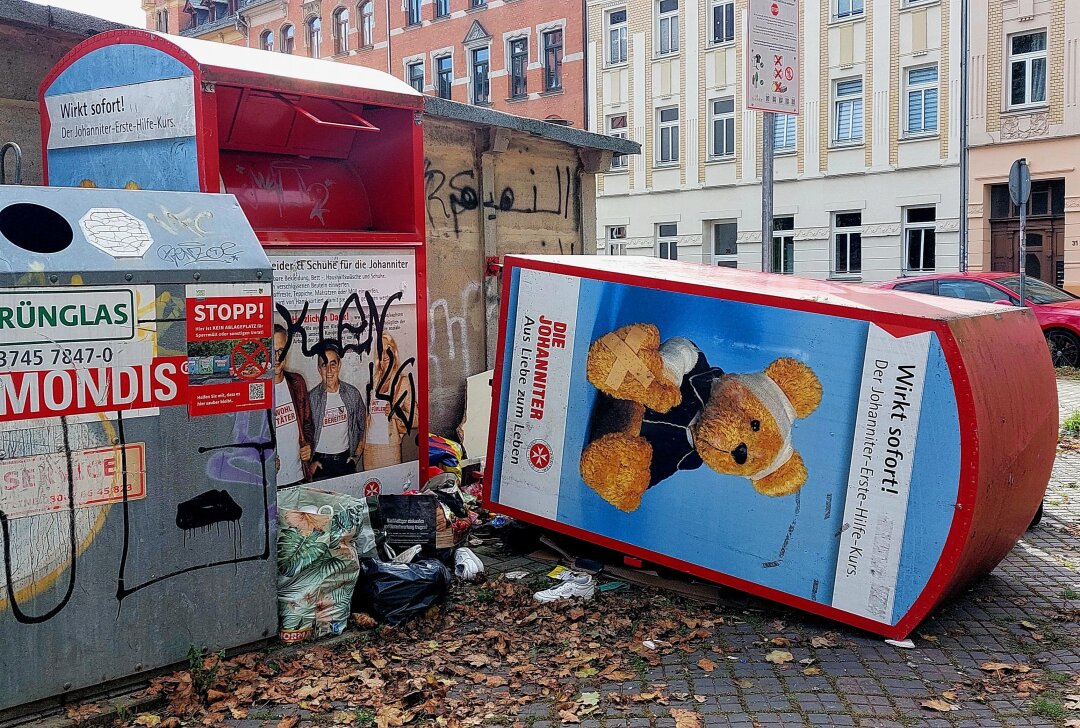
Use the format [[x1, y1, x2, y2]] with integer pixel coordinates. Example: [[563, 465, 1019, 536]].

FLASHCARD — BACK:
[[483, 256, 1057, 639]]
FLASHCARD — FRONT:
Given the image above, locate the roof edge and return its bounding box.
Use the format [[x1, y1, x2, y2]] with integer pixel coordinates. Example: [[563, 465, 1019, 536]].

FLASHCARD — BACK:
[[424, 96, 640, 156], [0, 0, 127, 35]]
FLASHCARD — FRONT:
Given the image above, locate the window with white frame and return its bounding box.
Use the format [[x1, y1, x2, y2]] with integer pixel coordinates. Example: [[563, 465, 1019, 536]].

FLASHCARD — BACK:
[[833, 78, 863, 144], [1009, 31, 1047, 108], [608, 115, 629, 169], [359, 1, 374, 46], [657, 0, 679, 56], [656, 106, 679, 164], [472, 47, 490, 104], [407, 61, 424, 92], [712, 221, 738, 267], [509, 38, 528, 98], [333, 7, 350, 54], [543, 29, 563, 91], [772, 216, 794, 274], [774, 113, 796, 151], [306, 17, 322, 58], [711, 0, 734, 45], [904, 207, 936, 272], [709, 97, 736, 159], [607, 226, 627, 256], [832, 212, 862, 276], [657, 223, 678, 260], [436, 55, 453, 99], [835, 0, 863, 20], [608, 9, 627, 65], [906, 66, 938, 135]]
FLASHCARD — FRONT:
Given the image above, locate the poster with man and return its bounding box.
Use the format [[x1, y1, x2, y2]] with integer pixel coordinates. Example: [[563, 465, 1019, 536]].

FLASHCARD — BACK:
[[268, 249, 420, 495]]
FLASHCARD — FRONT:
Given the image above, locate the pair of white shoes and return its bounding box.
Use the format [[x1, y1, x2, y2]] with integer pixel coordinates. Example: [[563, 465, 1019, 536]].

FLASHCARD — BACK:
[[533, 571, 596, 603]]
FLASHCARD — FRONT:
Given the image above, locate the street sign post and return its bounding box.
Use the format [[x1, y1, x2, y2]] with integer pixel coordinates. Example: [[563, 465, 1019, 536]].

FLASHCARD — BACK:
[[1009, 158, 1031, 307], [747, 0, 800, 273]]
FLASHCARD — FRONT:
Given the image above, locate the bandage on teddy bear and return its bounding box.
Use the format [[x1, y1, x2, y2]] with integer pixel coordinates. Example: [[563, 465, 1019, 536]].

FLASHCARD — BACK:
[[484, 255, 1057, 639]]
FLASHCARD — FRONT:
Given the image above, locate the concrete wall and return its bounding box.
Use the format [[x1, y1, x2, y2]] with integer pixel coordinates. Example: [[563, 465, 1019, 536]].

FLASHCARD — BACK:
[[423, 115, 593, 440]]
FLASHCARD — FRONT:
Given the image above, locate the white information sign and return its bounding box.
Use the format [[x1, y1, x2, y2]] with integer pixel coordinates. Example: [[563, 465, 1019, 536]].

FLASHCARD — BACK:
[[831, 324, 931, 623], [45, 76, 197, 150], [496, 269, 581, 521], [747, 0, 801, 114]]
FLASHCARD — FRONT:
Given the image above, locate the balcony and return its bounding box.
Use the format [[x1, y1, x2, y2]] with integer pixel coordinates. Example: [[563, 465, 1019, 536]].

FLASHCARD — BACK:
[[180, 0, 273, 37]]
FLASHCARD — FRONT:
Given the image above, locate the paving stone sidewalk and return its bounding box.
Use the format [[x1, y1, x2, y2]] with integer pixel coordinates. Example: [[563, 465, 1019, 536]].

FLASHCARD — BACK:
[[214, 378, 1080, 728]]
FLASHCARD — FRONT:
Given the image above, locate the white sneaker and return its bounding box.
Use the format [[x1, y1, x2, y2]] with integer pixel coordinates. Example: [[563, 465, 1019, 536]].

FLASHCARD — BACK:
[[533, 572, 596, 603], [454, 547, 485, 581]]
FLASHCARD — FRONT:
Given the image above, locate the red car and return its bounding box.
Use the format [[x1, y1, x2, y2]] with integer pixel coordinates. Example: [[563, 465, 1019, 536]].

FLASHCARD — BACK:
[[874, 272, 1080, 368]]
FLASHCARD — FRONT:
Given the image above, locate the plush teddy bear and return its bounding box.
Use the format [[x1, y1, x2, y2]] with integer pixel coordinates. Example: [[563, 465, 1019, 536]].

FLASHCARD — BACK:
[[579, 323, 823, 512]]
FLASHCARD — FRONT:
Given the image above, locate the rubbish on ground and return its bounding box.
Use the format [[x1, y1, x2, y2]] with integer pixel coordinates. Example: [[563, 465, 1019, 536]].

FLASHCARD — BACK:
[[388, 544, 422, 564], [598, 580, 627, 592], [353, 557, 451, 625], [547, 565, 570, 579], [642, 640, 658, 650], [504, 571, 529, 580], [457, 369, 494, 458], [276, 487, 382, 642], [454, 547, 485, 581], [533, 571, 596, 603], [379, 492, 464, 563], [540, 535, 604, 573], [885, 638, 916, 649]]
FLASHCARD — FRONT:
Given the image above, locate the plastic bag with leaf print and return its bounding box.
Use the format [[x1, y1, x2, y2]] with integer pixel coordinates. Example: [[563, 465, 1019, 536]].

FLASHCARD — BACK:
[[276, 486, 384, 643]]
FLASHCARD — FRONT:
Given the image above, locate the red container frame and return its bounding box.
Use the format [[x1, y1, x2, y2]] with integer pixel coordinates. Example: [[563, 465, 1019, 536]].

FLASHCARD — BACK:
[[483, 255, 1058, 640]]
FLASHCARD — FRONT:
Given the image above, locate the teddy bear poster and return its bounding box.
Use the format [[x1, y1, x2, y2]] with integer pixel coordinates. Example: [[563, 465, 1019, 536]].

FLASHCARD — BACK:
[[490, 266, 964, 625]]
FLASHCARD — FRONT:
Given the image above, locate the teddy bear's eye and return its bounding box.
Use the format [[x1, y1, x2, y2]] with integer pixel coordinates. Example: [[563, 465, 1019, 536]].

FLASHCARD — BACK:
[[750, 419, 761, 432]]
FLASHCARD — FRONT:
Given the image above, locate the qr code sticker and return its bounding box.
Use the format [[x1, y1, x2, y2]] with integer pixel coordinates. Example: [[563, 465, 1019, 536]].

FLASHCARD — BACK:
[[249, 382, 266, 401]]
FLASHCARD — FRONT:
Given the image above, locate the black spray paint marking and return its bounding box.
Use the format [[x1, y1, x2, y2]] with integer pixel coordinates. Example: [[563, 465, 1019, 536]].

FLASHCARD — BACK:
[[762, 490, 802, 569], [0, 416, 78, 624], [276, 290, 417, 433]]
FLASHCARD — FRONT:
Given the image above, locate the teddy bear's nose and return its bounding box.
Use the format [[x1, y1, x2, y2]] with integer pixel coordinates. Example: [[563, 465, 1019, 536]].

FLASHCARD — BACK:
[[733, 443, 748, 465]]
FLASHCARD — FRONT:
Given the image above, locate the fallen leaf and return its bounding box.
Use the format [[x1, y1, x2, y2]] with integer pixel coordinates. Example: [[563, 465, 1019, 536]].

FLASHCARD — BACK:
[[1020, 620, 1039, 630], [671, 708, 703, 728], [765, 650, 794, 665], [558, 709, 581, 724], [351, 612, 378, 629], [134, 715, 161, 727], [333, 711, 356, 725], [206, 689, 229, 703], [770, 637, 791, 647], [921, 699, 959, 712], [980, 662, 1031, 673], [229, 707, 250, 719], [919, 633, 940, 643], [810, 637, 836, 649], [942, 691, 957, 701], [160, 720, 180, 728], [1065, 720, 1080, 728], [802, 667, 822, 676], [277, 718, 300, 728], [579, 691, 600, 707], [697, 658, 716, 673], [735, 679, 754, 689], [1031, 632, 1045, 641], [575, 667, 598, 678]]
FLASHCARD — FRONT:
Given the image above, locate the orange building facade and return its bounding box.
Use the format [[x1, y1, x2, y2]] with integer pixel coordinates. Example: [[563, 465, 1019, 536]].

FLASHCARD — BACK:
[[143, 0, 585, 127]]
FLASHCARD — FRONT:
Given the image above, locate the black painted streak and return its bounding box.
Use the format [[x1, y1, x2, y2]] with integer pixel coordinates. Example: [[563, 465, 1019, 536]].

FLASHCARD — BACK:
[[762, 490, 802, 569], [176, 490, 243, 530]]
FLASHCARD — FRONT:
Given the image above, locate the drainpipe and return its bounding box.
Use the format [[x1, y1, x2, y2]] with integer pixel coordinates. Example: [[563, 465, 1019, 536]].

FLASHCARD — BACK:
[[581, 0, 588, 130], [385, 0, 392, 74]]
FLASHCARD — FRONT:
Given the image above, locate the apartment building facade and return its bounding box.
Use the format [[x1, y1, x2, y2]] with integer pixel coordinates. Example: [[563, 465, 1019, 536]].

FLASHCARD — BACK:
[[967, 0, 1079, 294], [144, 0, 585, 126], [588, 0, 962, 283]]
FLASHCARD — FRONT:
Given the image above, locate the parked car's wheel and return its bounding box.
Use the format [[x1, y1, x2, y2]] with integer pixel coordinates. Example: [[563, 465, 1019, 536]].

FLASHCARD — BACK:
[[1045, 329, 1080, 368]]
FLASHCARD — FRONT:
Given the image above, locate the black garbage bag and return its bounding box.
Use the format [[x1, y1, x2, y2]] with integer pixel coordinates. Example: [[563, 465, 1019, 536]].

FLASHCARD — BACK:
[[353, 557, 451, 625]]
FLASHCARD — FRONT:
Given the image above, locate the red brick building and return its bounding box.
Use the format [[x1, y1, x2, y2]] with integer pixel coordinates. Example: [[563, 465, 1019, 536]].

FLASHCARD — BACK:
[[143, 0, 585, 127]]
